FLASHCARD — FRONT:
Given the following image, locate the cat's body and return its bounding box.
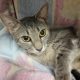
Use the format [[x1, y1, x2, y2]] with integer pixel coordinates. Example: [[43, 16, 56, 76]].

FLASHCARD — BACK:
[[1, 4, 80, 80], [20, 17, 80, 80]]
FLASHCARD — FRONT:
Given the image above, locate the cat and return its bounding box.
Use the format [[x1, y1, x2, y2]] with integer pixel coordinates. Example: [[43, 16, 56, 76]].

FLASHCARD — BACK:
[[0, 3, 80, 80]]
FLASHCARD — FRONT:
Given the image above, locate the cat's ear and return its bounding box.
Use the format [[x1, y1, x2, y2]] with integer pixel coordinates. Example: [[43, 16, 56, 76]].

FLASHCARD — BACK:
[[35, 3, 48, 23], [0, 14, 20, 33]]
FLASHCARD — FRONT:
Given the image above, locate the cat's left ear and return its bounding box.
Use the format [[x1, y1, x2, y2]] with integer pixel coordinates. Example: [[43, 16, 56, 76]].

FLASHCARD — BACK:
[[35, 3, 48, 23], [0, 14, 20, 33]]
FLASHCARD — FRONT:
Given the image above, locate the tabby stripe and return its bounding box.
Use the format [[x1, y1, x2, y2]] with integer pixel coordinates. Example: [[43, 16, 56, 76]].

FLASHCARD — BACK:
[[26, 30, 29, 35], [36, 27, 40, 31]]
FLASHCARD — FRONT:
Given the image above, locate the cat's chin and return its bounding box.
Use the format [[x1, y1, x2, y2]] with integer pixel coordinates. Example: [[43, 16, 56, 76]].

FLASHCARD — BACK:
[[25, 45, 47, 56], [28, 52, 44, 56], [26, 50, 45, 56]]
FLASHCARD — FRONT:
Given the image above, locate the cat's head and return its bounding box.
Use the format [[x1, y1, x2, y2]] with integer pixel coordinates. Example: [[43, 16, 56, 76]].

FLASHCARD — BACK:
[[0, 3, 50, 56]]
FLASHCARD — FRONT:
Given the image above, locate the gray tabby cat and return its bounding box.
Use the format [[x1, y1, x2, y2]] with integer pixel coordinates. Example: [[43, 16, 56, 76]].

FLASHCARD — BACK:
[[0, 3, 80, 80]]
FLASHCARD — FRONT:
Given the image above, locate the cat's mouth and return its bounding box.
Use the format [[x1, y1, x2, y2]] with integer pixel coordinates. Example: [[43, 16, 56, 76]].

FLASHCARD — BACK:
[[26, 48, 46, 56], [28, 52, 44, 56], [25, 44, 47, 56]]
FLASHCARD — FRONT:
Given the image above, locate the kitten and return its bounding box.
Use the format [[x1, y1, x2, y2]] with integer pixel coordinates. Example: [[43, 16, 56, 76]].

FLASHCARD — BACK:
[[0, 4, 80, 80]]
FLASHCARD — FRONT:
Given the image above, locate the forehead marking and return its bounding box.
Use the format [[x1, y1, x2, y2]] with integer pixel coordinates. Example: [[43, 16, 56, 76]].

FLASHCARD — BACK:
[[26, 29, 29, 35]]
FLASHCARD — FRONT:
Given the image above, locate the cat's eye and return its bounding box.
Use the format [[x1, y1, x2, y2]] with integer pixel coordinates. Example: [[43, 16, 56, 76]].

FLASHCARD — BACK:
[[39, 29, 46, 38], [21, 36, 31, 42]]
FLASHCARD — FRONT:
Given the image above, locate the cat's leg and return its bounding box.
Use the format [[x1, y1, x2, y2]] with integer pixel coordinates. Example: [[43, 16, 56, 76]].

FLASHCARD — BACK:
[[55, 49, 71, 80]]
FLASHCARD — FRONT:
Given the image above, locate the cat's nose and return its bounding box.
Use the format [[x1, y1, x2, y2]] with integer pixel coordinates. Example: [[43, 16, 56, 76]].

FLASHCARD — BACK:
[[36, 48, 42, 52], [34, 41, 43, 52]]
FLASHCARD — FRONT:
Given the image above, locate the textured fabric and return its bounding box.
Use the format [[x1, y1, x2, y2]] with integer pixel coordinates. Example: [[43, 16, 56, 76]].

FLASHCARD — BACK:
[[0, 0, 16, 17], [0, 0, 10, 12]]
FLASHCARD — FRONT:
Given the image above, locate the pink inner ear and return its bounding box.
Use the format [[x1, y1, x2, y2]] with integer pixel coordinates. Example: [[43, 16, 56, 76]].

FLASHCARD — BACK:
[[37, 17, 47, 23], [36, 3, 48, 23]]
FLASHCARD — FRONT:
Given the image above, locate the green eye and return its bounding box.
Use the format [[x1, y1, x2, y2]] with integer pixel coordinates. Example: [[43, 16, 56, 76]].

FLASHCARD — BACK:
[[39, 29, 46, 38], [21, 36, 31, 42]]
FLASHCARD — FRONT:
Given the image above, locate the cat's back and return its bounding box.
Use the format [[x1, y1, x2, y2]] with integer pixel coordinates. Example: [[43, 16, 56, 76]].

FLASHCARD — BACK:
[[49, 28, 75, 42], [48, 28, 77, 55]]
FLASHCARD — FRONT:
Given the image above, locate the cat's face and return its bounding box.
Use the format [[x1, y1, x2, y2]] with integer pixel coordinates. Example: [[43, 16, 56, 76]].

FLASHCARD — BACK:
[[17, 18, 50, 55], [0, 3, 49, 55]]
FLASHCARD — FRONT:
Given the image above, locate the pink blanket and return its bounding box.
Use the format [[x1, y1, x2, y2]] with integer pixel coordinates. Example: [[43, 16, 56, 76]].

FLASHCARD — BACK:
[[0, 53, 54, 80]]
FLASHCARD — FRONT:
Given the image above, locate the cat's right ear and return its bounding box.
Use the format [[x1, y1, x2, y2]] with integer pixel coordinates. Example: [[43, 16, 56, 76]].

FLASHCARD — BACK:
[[0, 14, 20, 33], [35, 3, 48, 23]]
